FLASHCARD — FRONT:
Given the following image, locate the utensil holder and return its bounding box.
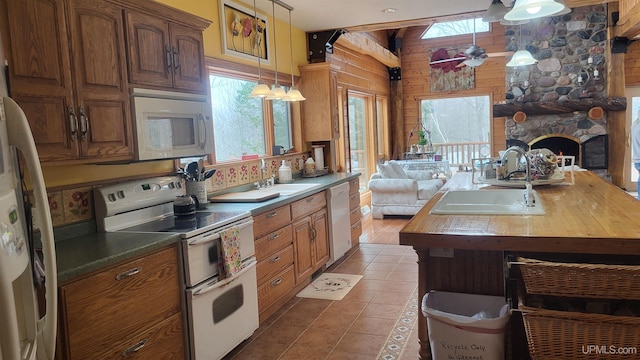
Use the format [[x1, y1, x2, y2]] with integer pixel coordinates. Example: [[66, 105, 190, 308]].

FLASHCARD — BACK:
[[186, 181, 207, 207]]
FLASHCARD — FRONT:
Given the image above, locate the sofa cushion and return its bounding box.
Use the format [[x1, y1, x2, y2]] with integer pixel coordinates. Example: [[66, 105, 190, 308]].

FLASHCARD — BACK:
[[416, 179, 444, 200], [406, 170, 434, 181], [377, 161, 407, 179]]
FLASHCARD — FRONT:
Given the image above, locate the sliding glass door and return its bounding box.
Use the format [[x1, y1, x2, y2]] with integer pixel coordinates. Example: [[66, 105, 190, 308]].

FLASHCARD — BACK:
[[347, 92, 375, 190]]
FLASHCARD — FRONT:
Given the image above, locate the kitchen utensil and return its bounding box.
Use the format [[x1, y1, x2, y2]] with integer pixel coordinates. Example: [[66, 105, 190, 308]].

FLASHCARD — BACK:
[[186, 161, 199, 181], [198, 159, 204, 180], [203, 169, 216, 179], [173, 195, 198, 216]]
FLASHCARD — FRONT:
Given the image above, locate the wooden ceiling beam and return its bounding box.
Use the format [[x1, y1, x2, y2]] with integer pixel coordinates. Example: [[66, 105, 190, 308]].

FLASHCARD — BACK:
[[335, 32, 401, 68], [613, 1, 640, 38]]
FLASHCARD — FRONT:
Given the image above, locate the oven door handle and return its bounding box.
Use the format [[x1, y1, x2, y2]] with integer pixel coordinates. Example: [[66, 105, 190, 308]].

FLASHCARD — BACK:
[[193, 258, 257, 296], [187, 219, 254, 246]]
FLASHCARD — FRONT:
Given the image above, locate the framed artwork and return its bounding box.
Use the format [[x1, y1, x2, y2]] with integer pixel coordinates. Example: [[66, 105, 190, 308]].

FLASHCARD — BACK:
[[219, 0, 270, 64], [429, 46, 475, 92]]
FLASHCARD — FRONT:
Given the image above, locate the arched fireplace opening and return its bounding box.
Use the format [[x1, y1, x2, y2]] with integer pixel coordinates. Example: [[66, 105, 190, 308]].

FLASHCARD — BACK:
[[506, 134, 608, 170]]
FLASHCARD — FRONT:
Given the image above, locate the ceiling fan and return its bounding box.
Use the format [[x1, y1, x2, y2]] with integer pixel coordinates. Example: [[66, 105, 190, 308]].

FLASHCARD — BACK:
[[429, 20, 513, 69]]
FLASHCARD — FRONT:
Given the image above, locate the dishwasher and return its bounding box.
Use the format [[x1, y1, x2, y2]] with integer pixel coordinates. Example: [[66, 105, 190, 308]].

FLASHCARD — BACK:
[[326, 182, 352, 267]]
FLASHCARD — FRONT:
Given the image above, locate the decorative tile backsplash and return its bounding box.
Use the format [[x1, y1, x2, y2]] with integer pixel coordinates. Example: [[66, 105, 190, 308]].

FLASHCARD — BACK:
[[43, 154, 308, 228]]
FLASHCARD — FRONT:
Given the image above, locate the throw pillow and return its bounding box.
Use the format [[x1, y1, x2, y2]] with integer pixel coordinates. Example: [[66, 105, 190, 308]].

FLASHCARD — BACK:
[[378, 161, 407, 179]]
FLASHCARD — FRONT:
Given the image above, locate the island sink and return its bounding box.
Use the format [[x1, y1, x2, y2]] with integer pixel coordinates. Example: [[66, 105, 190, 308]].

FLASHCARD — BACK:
[[430, 189, 545, 215]]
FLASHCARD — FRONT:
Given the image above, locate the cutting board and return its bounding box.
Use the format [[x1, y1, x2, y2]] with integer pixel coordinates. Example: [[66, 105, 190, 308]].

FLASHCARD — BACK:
[[209, 190, 280, 203]]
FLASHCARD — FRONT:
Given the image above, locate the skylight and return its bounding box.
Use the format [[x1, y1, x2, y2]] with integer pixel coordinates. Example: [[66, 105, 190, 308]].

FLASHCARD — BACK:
[[421, 18, 489, 39]]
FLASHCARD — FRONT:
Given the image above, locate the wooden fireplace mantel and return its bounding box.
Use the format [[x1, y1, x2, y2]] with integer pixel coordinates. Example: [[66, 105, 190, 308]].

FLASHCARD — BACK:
[[493, 96, 627, 117]]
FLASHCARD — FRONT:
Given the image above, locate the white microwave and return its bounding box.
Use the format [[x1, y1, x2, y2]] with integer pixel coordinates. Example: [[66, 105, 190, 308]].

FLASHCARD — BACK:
[[131, 88, 214, 161]]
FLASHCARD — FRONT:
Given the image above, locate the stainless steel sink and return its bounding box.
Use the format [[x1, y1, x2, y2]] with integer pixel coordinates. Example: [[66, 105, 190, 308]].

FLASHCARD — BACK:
[[430, 189, 545, 215]]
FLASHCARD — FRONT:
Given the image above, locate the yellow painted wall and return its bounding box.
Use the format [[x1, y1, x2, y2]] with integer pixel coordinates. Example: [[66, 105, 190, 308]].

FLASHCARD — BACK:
[[156, 0, 307, 77]]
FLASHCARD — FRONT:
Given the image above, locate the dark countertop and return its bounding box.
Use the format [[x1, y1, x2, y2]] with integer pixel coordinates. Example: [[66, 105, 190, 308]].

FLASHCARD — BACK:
[[55, 173, 359, 283]]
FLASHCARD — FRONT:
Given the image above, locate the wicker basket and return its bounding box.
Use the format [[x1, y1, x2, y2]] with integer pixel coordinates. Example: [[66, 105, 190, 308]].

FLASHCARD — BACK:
[[515, 257, 640, 300], [520, 305, 640, 360]]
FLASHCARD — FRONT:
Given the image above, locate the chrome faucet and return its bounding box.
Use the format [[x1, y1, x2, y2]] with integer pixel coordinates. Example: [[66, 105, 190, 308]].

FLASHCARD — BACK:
[[500, 146, 535, 207], [254, 159, 275, 189]]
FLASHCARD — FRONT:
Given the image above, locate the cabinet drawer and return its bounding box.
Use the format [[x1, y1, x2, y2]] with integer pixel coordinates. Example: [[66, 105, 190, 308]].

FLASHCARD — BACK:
[[348, 178, 359, 195], [258, 265, 295, 314], [351, 219, 362, 242], [349, 206, 361, 225], [78, 312, 185, 360], [257, 244, 294, 284], [255, 225, 292, 263], [253, 205, 291, 238], [349, 192, 360, 210], [291, 191, 326, 220], [62, 247, 180, 359]]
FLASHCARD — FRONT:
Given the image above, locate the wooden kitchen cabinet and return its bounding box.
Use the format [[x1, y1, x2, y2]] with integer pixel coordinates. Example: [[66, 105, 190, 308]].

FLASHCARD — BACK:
[[0, 0, 134, 164], [58, 246, 184, 360], [125, 10, 207, 93], [291, 192, 329, 283], [298, 63, 341, 141]]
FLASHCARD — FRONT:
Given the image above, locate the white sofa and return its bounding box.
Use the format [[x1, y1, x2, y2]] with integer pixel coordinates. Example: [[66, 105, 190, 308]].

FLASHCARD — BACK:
[[368, 161, 444, 219]]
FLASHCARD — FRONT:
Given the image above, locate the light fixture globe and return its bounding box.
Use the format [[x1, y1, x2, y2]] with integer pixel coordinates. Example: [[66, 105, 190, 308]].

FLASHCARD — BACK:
[[506, 50, 538, 67], [250, 80, 272, 97], [555, 0, 571, 15], [284, 87, 306, 102], [483, 0, 508, 23], [504, 0, 566, 21], [266, 84, 287, 100]]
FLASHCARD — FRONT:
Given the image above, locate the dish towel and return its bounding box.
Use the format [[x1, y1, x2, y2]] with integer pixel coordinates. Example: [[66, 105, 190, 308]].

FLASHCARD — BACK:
[[218, 226, 242, 279]]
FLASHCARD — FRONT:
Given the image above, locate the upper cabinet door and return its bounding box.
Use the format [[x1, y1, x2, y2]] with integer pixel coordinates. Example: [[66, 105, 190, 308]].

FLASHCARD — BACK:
[[125, 11, 206, 93], [169, 23, 206, 93], [125, 10, 173, 89], [67, 0, 133, 161]]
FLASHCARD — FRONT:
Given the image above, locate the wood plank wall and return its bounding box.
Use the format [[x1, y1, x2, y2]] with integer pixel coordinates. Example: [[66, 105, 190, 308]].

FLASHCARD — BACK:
[[399, 24, 508, 157], [329, 46, 392, 96], [625, 40, 640, 86]]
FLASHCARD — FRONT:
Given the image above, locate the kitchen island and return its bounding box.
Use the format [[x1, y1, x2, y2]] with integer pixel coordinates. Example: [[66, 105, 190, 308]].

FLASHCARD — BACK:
[[399, 171, 640, 359]]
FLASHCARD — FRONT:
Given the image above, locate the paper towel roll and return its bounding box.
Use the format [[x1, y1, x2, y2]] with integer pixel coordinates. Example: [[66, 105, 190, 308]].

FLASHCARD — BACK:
[[313, 146, 325, 170]]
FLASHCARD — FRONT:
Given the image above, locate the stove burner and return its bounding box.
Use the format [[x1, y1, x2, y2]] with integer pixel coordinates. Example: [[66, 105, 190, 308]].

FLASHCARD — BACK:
[[119, 210, 250, 238]]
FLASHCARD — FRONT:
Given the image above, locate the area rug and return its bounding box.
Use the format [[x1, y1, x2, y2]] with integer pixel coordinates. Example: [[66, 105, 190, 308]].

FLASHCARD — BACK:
[[296, 273, 363, 301]]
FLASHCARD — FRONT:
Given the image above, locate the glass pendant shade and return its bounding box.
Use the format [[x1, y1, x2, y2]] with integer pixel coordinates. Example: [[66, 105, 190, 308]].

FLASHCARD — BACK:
[[506, 50, 538, 66], [284, 87, 306, 102], [250, 80, 272, 97], [504, 0, 566, 21], [555, 0, 571, 15], [483, 0, 508, 23], [266, 84, 287, 100]]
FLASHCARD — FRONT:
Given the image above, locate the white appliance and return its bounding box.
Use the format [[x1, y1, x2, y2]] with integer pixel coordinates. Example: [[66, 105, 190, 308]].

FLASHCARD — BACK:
[[131, 88, 214, 161], [0, 60, 57, 358], [94, 177, 259, 360], [326, 182, 351, 267]]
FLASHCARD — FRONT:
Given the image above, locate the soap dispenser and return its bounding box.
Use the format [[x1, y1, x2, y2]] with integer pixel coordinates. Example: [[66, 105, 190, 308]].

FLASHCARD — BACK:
[[278, 160, 293, 183]]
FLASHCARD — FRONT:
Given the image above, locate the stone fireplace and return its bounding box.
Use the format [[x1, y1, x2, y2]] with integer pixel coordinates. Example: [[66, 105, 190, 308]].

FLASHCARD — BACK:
[[500, 4, 612, 174]]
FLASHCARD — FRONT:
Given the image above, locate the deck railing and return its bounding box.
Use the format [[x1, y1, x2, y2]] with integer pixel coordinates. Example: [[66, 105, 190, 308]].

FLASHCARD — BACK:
[[406, 142, 490, 168]]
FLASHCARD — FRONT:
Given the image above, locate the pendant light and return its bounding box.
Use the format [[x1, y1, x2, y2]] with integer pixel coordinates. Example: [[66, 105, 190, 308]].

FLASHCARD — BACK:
[[283, 5, 305, 102], [504, 0, 566, 21], [506, 25, 537, 67], [250, 0, 271, 97], [482, 0, 508, 23], [500, 1, 530, 25], [266, 0, 286, 100]]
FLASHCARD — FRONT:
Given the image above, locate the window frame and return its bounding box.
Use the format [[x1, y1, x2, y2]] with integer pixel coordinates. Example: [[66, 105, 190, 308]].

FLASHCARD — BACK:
[[205, 58, 294, 165]]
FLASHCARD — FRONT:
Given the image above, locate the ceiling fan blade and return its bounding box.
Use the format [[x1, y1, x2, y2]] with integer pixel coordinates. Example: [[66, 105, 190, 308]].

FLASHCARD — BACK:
[[487, 51, 515, 57], [429, 56, 467, 65]]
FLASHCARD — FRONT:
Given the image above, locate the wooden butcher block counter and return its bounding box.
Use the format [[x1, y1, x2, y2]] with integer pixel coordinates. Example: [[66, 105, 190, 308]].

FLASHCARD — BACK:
[[399, 171, 640, 359]]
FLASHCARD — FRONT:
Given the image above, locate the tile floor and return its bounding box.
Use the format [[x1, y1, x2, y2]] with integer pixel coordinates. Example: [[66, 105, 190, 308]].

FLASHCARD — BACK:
[[225, 215, 419, 360]]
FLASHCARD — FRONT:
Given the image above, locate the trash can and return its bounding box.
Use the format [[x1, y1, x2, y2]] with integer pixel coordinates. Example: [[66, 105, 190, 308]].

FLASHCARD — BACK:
[[422, 290, 510, 360]]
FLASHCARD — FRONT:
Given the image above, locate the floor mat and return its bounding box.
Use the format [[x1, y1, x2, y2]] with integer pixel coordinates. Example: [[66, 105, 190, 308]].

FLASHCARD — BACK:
[[296, 273, 363, 301]]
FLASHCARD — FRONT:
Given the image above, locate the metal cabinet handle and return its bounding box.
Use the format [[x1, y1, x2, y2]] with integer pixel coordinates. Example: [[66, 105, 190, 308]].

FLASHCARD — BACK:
[[269, 256, 281, 263], [271, 278, 282, 286], [67, 106, 77, 142], [351, 223, 360, 229], [306, 197, 315, 203], [172, 46, 179, 73], [121, 339, 148, 357], [165, 45, 172, 73], [265, 211, 278, 219], [115, 266, 142, 280], [350, 208, 359, 215], [78, 106, 88, 141], [268, 233, 280, 241]]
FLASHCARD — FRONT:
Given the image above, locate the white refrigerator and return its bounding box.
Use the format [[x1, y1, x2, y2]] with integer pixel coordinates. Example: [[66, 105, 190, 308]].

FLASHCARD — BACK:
[[0, 38, 57, 360]]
